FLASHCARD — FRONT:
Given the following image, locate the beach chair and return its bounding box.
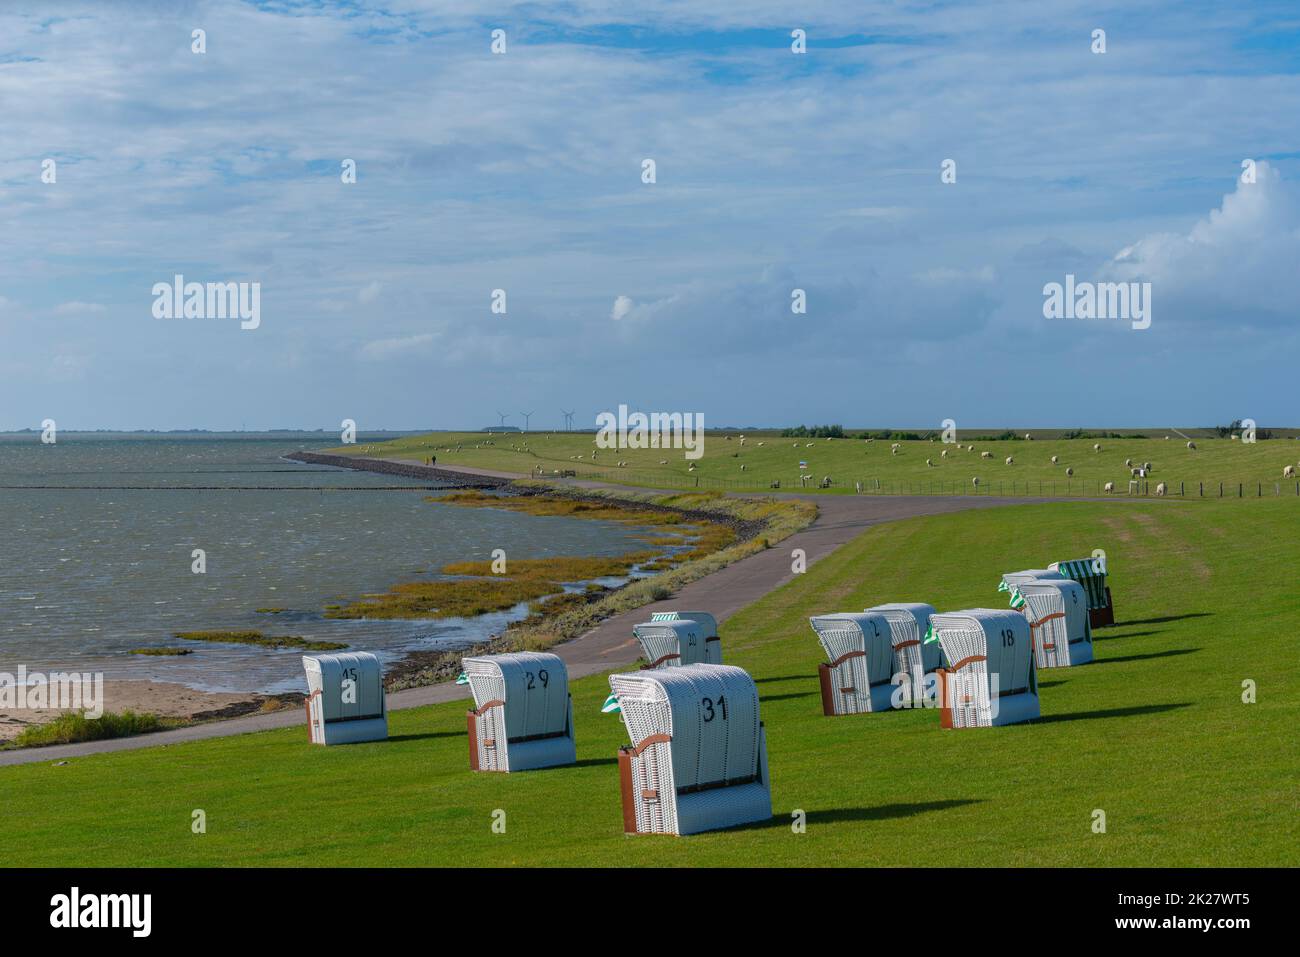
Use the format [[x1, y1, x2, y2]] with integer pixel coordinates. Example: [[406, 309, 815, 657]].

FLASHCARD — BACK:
[[633, 611, 721, 669], [809, 612, 897, 715], [1000, 568, 1066, 591], [866, 602, 942, 677], [302, 652, 388, 745], [463, 651, 575, 772], [1050, 557, 1115, 627], [611, 664, 771, 835], [1016, 579, 1094, 668], [931, 609, 1039, 728]]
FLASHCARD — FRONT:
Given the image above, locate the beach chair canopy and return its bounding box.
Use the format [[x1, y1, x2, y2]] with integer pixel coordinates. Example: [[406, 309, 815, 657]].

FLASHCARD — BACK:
[[1049, 558, 1110, 610], [867, 602, 942, 674], [1001, 568, 1065, 589], [649, 610, 719, 637], [302, 651, 388, 745], [610, 664, 771, 835], [463, 651, 575, 772], [1016, 579, 1093, 668], [633, 618, 720, 668]]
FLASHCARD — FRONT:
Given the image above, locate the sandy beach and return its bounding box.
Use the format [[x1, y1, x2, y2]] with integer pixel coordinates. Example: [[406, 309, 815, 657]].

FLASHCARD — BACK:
[[0, 679, 297, 743]]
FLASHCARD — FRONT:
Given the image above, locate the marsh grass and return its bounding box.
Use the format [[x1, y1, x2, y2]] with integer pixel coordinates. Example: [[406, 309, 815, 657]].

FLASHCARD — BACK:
[[8, 710, 181, 749], [174, 631, 347, 651]]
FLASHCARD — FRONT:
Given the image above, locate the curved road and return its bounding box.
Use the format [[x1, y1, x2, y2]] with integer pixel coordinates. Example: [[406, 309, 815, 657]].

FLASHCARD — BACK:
[[0, 465, 1039, 767]]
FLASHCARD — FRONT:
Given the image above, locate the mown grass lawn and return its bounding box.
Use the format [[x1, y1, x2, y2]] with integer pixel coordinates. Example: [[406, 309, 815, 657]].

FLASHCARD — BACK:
[[1, 499, 1296, 866], [349, 431, 1300, 497]]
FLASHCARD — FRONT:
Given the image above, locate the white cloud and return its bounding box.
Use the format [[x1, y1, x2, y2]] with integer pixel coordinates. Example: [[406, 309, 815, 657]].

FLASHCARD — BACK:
[[610, 295, 634, 320], [358, 282, 382, 305], [359, 333, 437, 361], [53, 301, 107, 316]]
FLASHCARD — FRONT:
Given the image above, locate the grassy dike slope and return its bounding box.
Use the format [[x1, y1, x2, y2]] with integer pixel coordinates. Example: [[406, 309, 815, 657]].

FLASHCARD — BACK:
[[1, 499, 1295, 866], [352, 431, 1300, 494]]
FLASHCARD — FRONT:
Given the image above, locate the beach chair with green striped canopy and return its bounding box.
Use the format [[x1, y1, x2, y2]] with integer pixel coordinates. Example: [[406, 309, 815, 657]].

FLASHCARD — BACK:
[[1049, 557, 1114, 627], [633, 613, 721, 669]]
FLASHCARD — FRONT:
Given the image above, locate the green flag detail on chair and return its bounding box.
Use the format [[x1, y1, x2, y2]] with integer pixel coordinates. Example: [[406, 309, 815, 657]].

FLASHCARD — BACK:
[[602, 692, 621, 714]]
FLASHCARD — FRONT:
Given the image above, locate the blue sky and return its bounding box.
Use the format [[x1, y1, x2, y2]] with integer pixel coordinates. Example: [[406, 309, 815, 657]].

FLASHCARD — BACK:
[[1, 0, 1297, 431]]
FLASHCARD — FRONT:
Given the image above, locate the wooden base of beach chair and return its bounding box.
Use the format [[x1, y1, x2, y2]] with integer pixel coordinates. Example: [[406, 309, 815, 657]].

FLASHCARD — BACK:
[[817, 663, 839, 716], [1089, 588, 1116, 628]]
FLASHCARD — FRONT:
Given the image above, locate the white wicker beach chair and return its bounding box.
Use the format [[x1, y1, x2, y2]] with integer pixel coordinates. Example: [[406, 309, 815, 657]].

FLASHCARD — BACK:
[[633, 612, 721, 669], [809, 612, 897, 715], [1016, 579, 1094, 668], [930, 609, 1039, 728], [611, 664, 772, 835], [302, 652, 388, 745], [463, 651, 575, 772], [1049, 557, 1115, 627], [866, 602, 942, 677]]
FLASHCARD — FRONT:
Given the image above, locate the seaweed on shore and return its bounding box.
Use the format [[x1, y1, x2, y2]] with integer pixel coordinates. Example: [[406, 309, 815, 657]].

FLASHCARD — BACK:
[[174, 630, 347, 651]]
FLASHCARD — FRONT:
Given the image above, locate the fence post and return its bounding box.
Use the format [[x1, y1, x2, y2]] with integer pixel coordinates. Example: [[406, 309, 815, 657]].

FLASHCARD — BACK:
[[1180, 481, 1184, 496]]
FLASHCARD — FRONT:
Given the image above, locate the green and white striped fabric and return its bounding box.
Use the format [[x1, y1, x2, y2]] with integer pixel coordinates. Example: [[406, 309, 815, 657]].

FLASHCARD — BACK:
[[1051, 558, 1109, 610], [923, 623, 938, 644], [602, 692, 621, 714], [1008, 585, 1026, 610], [997, 580, 1010, 593], [455, 671, 469, 685]]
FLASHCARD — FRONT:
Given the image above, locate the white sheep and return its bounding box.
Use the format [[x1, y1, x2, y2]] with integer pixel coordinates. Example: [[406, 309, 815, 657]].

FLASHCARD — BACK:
[[1156, 482, 1167, 496], [941, 449, 949, 458], [740, 464, 747, 471], [1285, 466, 1296, 478], [981, 451, 993, 459], [1093, 443, 1101, 452], [1065, 467, 1074, 477], [1051, 455, 1059, 464], [1024, 433, 1033, 440], [1187, 441, 1197, 450], [756, 442, 764, 447], [1005, 456, 1014, 465], [1144, 461, 1152, 470], [1104, 481, 1114, 493], [659, 459, 668, 465], [926, 458, 934, 467], [972, 477, 980, 488], [892, 447, 899, 456], [1125, 458, 1133, 467]]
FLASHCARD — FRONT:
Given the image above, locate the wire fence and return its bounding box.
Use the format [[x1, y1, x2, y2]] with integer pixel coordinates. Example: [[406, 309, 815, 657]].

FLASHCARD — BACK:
[[566, 469, 1300, 499]]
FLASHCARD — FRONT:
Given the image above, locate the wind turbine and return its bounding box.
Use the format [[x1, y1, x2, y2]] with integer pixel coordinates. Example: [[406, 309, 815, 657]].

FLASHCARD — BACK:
[[519, 411, 534, 433], [561, 409, 575, 432], [495, 411, 509, 430]]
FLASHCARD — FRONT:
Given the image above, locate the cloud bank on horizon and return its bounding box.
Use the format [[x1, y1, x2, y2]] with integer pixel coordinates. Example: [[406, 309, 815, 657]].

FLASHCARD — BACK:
[[0, 0, 1297, 431]]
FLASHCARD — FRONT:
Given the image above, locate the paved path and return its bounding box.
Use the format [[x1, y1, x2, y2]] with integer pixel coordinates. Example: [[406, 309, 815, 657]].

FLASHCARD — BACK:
[[0, 464, 1038, 767]]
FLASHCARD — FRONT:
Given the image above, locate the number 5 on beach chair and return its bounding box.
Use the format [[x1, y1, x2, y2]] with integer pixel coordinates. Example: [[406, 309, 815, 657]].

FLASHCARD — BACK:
[[463, 652, 576, 772], [611, 664, 772, 835]]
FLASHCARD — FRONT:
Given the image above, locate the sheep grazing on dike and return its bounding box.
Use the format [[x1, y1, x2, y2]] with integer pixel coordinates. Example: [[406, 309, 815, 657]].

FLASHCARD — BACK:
[[1104, 481, 1114, 492]]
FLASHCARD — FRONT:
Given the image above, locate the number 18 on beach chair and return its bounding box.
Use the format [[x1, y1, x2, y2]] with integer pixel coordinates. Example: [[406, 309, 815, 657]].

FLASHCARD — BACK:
[[302, 652, 389, 745], [611, 664, 772, 835], [463, 652, 576, 772], [931, 609, 1039, 728], [633, 611, 721, 669]]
